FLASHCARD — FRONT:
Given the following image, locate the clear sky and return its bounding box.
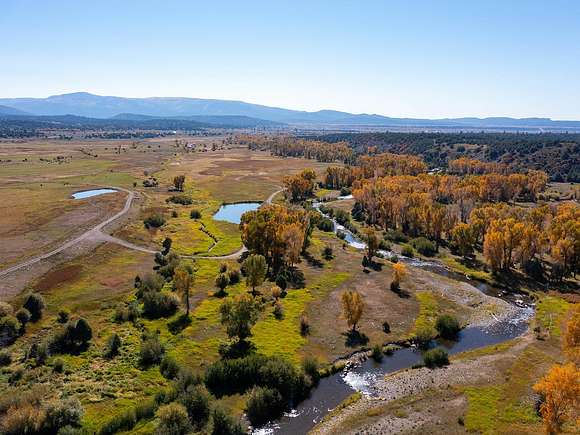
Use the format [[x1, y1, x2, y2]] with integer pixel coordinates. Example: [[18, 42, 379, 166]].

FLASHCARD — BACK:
[[1, 0, 580, 119]]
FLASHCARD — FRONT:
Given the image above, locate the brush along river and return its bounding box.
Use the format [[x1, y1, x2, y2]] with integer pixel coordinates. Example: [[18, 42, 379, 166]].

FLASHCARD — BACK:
[[253, 200, 534, 435]]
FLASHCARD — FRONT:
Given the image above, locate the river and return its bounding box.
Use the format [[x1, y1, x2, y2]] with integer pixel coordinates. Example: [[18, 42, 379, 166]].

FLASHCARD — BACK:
[[253, 200, 533, 435]]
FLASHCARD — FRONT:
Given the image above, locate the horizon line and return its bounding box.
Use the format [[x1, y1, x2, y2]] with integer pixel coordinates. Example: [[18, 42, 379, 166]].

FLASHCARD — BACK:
[[1, 91, 579, 122]]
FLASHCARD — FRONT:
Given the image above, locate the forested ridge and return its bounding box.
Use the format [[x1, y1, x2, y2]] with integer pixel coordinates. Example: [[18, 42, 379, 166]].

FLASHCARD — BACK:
[[313, 132, 580, 182]]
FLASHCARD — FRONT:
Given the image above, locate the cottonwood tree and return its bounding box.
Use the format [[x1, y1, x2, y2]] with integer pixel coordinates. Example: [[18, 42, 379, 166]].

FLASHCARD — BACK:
[[533, 363, 579, 434], [451, 223, 476, 258], [281, 224, 304, 267], [391, 263, 407, 291], [341, 290, 364, 332], [563, 305, 580, 363], [173, 175, 186, 191], [243, 254, 267, 295], [219, 294, 262, 342], [174, 266, 193, 316], [364, 227, 380, 263]]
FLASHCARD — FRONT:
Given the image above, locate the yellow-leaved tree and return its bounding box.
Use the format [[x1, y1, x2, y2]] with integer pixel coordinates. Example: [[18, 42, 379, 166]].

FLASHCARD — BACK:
[[533, 362, 580, 434], [341, 290, 364, 332]]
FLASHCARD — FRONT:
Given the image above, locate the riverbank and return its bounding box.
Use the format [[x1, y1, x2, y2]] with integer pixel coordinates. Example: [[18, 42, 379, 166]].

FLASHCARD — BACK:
[[312, 332, 538, 434]]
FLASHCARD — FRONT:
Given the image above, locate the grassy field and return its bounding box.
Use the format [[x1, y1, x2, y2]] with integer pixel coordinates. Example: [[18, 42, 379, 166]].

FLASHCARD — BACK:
[[1, 136, 576, 434]]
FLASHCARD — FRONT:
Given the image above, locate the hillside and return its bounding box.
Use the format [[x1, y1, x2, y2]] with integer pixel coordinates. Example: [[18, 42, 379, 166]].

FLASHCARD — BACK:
[[315, 131, 580, 182], [2, 92, 580, 130]]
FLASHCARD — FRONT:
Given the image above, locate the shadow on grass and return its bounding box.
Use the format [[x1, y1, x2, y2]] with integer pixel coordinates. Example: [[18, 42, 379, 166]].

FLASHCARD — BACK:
[[168, 313, 192, 334], [343, 330, 369, 347], [391, 286, 411, 298], [218, 340, 257, 359], [303, 251, 324, 268]]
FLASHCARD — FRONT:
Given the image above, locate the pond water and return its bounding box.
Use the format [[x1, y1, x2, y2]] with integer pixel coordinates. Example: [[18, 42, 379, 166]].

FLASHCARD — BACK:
[[72, 188, 118, 199], [252, 202, 533, 434], [213, 202, 261, 224]]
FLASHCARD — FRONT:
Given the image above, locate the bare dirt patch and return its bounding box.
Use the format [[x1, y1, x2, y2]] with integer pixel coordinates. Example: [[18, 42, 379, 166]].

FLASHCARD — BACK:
[[34, 264, 83, 292]]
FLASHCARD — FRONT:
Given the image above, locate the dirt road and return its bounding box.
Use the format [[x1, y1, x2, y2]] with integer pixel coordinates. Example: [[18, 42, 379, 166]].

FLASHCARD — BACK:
[[0, 187, 283, 278]]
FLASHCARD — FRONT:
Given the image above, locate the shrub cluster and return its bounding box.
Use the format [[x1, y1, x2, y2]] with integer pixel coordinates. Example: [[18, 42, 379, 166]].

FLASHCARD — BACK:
[[142, 291, 179, 318], [410, 237, 437, 256], [0, 397, 83, 435], [435, 314, 461, 339], [49, 318, 93, 353], [400, 245, 415, 258], [246, 387, 284, 426], [139, 332, 165, 366], [114, 301, 140, 323], [104, 333, 122, 358], [316, 217, 334, 232], [167, 194, 193, 205], [384, 229, 408, 243], [204, 354, 309, 405], [144, 213, 166, 228], [155, 403, 191, 435], [190, 209, 202, 219], [160, 355, 180, 379], [423, 347, 449, 368]]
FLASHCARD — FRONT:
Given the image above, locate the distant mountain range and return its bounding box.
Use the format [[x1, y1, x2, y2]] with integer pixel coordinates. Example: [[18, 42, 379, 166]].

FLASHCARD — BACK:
[[1, 92, 580, 130]]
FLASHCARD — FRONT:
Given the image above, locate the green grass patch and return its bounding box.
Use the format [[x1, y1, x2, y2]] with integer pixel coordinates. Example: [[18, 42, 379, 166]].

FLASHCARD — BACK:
[[461, 345, 548, 434], [409, 291, 438, 339], [452, 338, 518, 361], [535, 296, 570, 337], [462, 385, 502, 434], [440, 255, 492, 283], [251, 271, 351, 365]]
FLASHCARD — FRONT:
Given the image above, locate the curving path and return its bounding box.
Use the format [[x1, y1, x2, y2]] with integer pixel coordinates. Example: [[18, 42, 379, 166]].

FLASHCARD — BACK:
[[183, 187, 283, 260], [0, 187, 284, 277]]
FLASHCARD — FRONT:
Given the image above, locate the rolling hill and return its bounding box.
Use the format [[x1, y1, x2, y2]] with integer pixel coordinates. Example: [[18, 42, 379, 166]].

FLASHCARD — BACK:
[[1, 92, 580, 130]]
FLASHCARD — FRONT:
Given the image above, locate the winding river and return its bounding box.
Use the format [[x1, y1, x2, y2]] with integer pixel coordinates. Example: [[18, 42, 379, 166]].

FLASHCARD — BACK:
[[254, 200, 534, 435]]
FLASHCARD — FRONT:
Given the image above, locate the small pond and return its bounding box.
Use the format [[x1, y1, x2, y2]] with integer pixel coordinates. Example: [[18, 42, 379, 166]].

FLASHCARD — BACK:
[[213, 202, 261, 224], [72, 188, 118, 199]]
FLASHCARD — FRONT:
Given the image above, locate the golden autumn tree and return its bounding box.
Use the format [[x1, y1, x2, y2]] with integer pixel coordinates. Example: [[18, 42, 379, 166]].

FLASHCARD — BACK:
[[281, 223, 304, 267], [341, 290, 364, 332], [173, 266, 193, 316], [283, 169, 316, 202], [240, 204, 309, 271], [483, 218, 525, 272], [563, 305, 580, 364], [533, 363, 580, 434], [451, 223, 476, 258], [391, 262, 407, 291]]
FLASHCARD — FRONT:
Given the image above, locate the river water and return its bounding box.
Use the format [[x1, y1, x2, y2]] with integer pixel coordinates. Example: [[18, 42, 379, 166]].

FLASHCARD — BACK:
[[253, 201, 533, 435]]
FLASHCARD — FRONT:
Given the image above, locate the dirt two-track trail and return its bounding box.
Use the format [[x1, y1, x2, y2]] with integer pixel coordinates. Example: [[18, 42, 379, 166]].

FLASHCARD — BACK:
[[0, 187, 283, 278]]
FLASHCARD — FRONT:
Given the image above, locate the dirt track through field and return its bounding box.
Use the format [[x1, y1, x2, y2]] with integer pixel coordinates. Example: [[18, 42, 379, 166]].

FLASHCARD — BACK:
[[0, 187, 283, 279]]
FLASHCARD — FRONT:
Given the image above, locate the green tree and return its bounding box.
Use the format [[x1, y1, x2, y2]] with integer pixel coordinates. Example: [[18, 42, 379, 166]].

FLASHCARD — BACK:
[[219, 294, 262, 342], [155, 403, 191, 435], [364, 227, 380, 262], [243, 254, 267, 295], [215, 273, 230, 296], [174, 266, 193, 315], [23, 293, 45, 321]]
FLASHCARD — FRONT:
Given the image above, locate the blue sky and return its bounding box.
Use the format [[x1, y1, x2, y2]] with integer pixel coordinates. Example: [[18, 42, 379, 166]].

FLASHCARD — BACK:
[[1, 0, 579, 119]]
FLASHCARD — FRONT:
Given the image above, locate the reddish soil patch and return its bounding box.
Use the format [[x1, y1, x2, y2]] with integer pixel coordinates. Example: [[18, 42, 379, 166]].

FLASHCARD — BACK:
[[34, 264, 83, 293]]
